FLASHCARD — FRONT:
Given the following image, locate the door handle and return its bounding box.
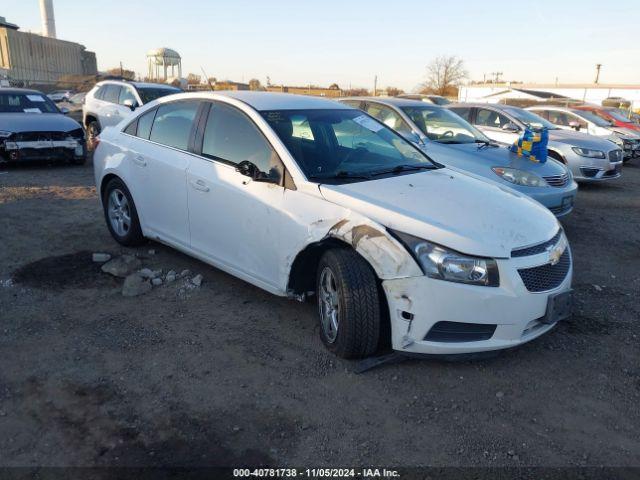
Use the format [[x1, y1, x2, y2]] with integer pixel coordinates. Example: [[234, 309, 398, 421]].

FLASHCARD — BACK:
[[189, 179, 210, 192], [132, 155, 147, 167]]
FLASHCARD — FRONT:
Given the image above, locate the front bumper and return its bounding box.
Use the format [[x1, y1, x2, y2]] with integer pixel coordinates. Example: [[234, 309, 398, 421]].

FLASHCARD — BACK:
[[383, 248, 572, 355], [0, 139, 86, 163], [527, 180, 578, 217]]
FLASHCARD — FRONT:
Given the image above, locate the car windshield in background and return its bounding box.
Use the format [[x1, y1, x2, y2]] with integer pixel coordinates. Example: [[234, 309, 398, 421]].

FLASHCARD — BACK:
[[572, 110, 612, 127], [606, 109, 633, 123], [260, 109, 438, 183], [0, 93, 59, 113], [401, 106, 489, 144], [504, 107, 558, 130], [135, 86, 181, 104]]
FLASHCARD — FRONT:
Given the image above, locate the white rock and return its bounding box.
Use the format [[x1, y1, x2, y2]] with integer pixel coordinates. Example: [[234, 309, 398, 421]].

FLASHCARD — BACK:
[[165, 272, 177, 283], [138, 268, 155, 279], [148, 249, 156, 256], [152, 278, 163, 287], [101, 255, 141, 278], [593, 284, 603, 292], [122, 273, 152, 297], [92, 253, 112, 263], [191, 274, 203, 287], [0, 279, 13, 288], [180, 269, 191, 278]]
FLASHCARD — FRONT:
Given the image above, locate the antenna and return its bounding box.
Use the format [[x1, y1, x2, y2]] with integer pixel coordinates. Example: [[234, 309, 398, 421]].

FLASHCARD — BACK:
[[201, 67, 214, 92], [594, 64, 602, 84]]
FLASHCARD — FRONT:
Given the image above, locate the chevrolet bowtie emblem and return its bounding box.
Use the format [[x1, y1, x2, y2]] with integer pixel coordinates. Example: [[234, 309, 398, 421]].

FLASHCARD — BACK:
[[548, 236, 567, 266]]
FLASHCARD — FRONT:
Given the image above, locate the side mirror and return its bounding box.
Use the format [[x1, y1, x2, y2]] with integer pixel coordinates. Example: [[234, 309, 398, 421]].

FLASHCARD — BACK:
[[59, 107, 70, 115], [502, 122, 520, 132], [236, 160, 281, 184], [123, 99, 138, 111], [402, 131, 424, 146], [568, 121, 581, 131], [236, 160, 259, 180]]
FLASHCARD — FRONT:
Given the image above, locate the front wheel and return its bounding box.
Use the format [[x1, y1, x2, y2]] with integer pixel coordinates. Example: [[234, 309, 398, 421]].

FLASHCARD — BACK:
[[316, 249, 381, 359], [102, 178, 146, 246]]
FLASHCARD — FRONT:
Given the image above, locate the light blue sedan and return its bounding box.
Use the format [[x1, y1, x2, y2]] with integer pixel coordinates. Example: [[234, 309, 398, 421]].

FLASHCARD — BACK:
[[339, 97, 578, 217]]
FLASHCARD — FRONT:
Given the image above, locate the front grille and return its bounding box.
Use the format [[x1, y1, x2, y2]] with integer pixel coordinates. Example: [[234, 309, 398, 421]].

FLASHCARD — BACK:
[[543, 173, 569, 187], [608, 149, 623, 163], [14, 131, 69, 142], [424, 321, 497, 343], [518, 250, 571, 292], [512, 230, 562, 258]]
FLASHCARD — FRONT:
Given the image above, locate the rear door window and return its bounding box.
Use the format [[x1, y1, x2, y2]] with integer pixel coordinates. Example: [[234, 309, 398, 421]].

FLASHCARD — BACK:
[[149, 101, 199, 150], [449, 107, 472, 122]]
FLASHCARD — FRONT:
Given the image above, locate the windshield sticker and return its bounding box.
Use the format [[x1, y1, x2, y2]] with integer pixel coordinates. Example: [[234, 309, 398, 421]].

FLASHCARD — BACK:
[[23, 108, 42, 113], [353, 115, 383, 132], [27, 95, 46, 102]]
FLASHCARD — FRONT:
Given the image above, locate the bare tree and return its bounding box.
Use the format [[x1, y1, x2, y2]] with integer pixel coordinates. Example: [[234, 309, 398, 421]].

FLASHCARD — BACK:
[[248, 78, 263, 91], [106, 67, 135, 80], [421, 55, 467, 96], [343, 88, 369, 97], [385, 87, 404, 97], [186, 73, 202, 85]]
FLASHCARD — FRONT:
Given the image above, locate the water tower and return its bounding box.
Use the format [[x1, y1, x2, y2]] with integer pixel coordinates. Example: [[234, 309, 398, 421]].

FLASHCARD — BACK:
[[146, 48, 182, 82]]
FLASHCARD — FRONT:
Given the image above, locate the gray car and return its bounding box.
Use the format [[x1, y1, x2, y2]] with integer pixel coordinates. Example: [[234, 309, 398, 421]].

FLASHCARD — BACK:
[[447, 103, 624, 182]]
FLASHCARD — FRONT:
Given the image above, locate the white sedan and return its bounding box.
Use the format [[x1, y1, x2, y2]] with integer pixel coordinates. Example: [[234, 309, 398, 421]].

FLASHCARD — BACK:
[[93, 91, 573, 359]]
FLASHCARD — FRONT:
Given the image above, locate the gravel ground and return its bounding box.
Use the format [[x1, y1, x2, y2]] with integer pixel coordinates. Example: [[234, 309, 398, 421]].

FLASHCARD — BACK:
[[0, 158, 639, 469]]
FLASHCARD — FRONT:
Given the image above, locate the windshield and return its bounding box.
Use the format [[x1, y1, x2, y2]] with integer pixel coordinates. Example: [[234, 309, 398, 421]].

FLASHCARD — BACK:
[[261, 109, 438, 182], [135, 86, 181, 104], [401, 106, 489, 144], [572, 109, 611, 127], [606, 108, 632, 123], [503, 107, 558, 130], [0, 92, 59, 113]]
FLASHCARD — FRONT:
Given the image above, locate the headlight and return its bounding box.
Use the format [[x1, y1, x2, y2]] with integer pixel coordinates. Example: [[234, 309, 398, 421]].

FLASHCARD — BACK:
[[609, 137, 624, 148], [491, 167, 548, 187], [392, 231, 499, 287], [0, 130, 13, 138], [572, 147, 605, 159]]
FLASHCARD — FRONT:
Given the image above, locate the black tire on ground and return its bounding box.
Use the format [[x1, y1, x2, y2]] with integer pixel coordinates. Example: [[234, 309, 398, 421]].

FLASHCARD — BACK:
[[102, 177, 146, 246], [86, 120, 101, 151], [316, 248, 382, 359]]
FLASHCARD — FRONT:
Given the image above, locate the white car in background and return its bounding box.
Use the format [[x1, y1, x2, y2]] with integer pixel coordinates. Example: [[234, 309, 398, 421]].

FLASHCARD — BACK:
[[83, 80, 181, 148], [93, 91, 573, 359], [527, 105, 640, 161], [47, 90, 73, 102]]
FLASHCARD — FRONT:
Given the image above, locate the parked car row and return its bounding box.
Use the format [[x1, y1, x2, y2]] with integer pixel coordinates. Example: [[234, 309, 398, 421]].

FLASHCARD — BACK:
[[3, 82, 634, 361]]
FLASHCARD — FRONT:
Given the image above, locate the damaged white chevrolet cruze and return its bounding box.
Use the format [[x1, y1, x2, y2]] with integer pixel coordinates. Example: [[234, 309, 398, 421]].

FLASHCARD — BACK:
[[93, 91, 573, 359]]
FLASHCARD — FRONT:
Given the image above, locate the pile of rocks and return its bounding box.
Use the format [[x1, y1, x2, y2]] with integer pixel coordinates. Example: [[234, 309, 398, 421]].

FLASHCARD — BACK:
[[93, 253, 204, 297]]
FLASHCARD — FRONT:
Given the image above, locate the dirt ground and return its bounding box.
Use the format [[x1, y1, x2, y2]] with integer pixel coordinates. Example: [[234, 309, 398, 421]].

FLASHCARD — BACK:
[[0, 157, 639, 469]]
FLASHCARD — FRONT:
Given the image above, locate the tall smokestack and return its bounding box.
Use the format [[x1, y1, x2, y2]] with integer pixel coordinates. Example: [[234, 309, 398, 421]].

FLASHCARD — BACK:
[[39, 0, 56, 38]]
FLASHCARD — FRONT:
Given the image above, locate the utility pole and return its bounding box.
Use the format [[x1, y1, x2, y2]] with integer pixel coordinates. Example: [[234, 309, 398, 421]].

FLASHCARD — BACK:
[[119, 61, 123, 78], [373, 75, 377, 96], [490, 72, 503, 84], [594, 64, 602, 84]]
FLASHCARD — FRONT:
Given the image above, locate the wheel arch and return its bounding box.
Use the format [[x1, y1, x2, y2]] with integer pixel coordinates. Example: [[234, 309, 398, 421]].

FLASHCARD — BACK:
[[547, 147, 566, 163]]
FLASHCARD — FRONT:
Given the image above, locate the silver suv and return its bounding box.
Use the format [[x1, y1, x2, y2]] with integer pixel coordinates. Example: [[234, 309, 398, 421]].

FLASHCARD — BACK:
[[447, 103, 624, 182], [82, 80, 181, 147]]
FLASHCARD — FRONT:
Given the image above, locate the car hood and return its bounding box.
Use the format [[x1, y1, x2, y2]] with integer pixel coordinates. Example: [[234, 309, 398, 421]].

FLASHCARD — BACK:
[[548, 128, 616, 150], [0, 113, 81, 133], [423, 142, 567, 177], [319, 168, 559, 258], [611, 127, 640, 139]]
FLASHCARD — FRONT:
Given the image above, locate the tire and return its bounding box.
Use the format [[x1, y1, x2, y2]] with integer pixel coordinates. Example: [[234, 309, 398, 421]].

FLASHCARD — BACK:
[[102, 177, 146, 246], [86, 120, 101, 151], [316, 248, 381, 359]]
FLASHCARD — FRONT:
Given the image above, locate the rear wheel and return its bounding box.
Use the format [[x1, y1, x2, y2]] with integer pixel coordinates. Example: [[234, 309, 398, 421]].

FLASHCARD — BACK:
[[102, 178, 145, 246], [316, 248, 381, 359]]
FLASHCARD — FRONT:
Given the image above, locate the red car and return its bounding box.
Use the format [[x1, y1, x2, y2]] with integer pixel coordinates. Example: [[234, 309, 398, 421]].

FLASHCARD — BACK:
[[575, 105, 640, 132]]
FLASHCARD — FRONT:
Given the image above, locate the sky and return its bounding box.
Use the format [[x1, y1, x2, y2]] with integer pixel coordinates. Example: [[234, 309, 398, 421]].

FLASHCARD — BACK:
[[3, 0, 639, 91]]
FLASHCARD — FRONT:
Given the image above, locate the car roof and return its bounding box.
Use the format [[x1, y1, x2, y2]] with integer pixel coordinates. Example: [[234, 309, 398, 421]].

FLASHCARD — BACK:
[[0, 88, 44, 95], [340, 96, 443, 109], [207, 91, 353, 111], [97, 80, 179, 90]]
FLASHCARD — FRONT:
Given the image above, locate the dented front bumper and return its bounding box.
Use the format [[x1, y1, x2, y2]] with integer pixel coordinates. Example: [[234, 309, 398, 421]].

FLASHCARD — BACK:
[[382, 253, 573, 355]]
